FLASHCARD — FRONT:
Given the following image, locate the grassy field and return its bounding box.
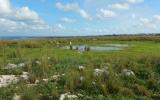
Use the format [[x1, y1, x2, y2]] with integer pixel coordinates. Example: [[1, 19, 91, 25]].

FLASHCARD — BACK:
[[0, 35, 160, 100]]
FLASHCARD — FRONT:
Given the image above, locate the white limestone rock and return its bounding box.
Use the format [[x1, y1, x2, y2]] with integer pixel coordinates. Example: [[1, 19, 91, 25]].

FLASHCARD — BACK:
[[0, 75, 19, 87], [59, 92, 77, 100], [122, 69, 135, 76]]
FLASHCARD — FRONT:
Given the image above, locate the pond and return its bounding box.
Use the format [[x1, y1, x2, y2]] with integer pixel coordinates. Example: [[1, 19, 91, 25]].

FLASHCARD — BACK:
[[62, 45, 120, 51], [104, 44, 129, 47], [62, 44, 129, 51]]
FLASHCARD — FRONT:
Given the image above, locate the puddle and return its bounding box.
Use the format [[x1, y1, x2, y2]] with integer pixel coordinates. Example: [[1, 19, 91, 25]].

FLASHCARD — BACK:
[[62, 45, 120, 51], [104, 44, 128, 47]]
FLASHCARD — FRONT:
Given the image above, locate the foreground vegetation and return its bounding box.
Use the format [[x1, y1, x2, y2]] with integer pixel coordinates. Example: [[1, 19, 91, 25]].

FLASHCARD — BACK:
[[0, 35, 160, 100]]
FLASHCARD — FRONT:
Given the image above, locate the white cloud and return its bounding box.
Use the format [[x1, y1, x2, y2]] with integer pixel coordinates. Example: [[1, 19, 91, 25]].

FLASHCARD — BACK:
[[131, 13, 136, 19], [95, 0, 144, 20], [53, 24, 65, 32], [56, 2, 91, 20], [56, 2, 79, 11], [139, 18, 150, 23], [0, 0, 49, 34], [77, 9, 91, 20], [15, 7, 39, 21], [0, 0, 11, 14], [107, 0, 144, 11], [153, 15, 160, 21], [139, 17, 157, 29], [109, 3, 129, 10], [127, 0, 144, 4], [61, 17, 75, 23], [97, 9, 117, 19]]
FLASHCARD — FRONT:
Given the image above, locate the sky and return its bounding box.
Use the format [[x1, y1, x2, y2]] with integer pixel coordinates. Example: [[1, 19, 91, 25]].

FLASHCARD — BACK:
[[0, 0, 160, 36]]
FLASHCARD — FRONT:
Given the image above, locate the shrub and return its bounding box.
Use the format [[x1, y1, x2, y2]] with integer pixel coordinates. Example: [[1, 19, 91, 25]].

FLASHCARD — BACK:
[[146, 78, 159, 91], [37, 82, 59, 99], [135, 69, 151, 80]]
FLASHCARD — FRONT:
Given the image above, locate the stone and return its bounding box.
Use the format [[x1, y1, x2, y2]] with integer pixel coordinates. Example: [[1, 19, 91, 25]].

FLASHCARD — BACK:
[[59, 92, 77, 100], [12, 94, 21, 100], [35, 61, 41, 65], [20, 72, 29, 80], [51, 74, 60, 81], [122, 69, 135, 76], [5, 63, 17, 69], [0, 75, 19, 87], [18, 63, 25, 67], [93, 68, 109, 76], [78, 65, 85, 71], [42, 78, 49, 82]]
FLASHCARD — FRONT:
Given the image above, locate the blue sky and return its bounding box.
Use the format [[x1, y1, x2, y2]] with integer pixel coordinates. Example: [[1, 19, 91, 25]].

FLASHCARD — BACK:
[[0, 0, 160, 36]]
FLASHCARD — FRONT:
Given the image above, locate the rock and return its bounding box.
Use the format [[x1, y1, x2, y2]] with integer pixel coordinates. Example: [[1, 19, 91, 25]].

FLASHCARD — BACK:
[[22, 72, 29, 75], [27, 84, 37, 87], [5, 63, 25, 69], [79, 76, 84, 82], [5, 63, 17, 69], [122, 69, 135, 76], [20, 72, 29, 80], [48, 57, 51, 60], [51, 74, 60, 81], [59, 94, 65, 100], [93, 68, 109, 76], [35, 61, 41, 65], [0, 75, 19, 87], [35, 80, 40, 84], [93, 69, 104, 76], [12, 93, 21, 100], [78, 65, 85, 71], [59, 92, 77, 100], [18, 63, 25, 67], [42, 78, 49, 82], [62, 73, 65, 76], [92, 81, 96, 85], [77, 93, 83, 97]]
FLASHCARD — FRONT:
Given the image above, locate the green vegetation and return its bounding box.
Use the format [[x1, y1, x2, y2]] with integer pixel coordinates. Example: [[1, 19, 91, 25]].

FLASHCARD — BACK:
[[0, 35, 160, 100]]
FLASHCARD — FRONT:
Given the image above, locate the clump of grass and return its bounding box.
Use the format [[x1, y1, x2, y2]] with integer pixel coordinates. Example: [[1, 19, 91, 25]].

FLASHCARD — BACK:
[[64, 68, 79, 92], [0, 68, 22, 75], [37, 82, 59, 99], [135, 68, 151, 80], [21, 87, 39, 100], [132, 84, 151, 96], [28, 74, 37, 84], [119, 87, 135, 97]]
